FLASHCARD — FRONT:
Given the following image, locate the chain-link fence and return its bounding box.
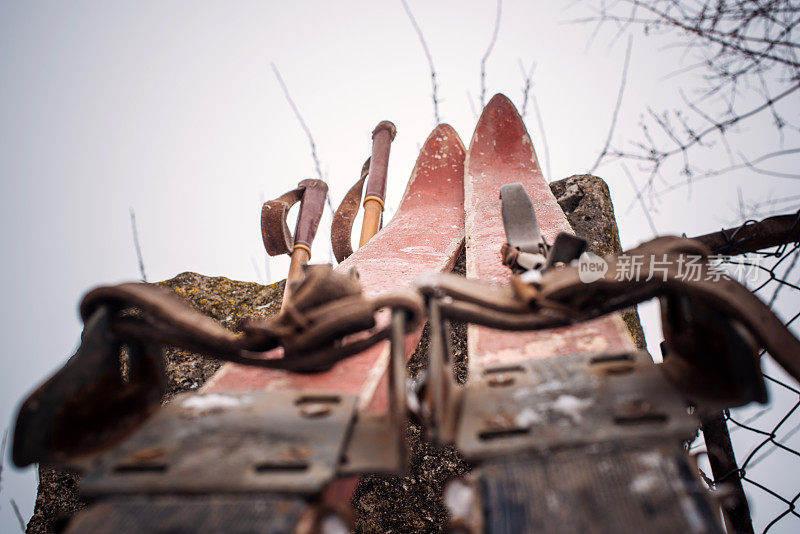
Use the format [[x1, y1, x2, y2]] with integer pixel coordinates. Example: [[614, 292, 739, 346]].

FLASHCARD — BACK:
[[689, 212, 800, 533]]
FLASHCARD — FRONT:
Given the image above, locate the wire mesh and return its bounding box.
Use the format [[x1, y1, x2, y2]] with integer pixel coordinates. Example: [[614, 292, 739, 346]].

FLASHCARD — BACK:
[[689, 211, 800, 533]]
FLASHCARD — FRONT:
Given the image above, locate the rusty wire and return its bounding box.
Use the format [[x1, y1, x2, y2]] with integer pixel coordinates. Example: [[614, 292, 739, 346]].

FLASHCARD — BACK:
[[690, 212, 800, 533]]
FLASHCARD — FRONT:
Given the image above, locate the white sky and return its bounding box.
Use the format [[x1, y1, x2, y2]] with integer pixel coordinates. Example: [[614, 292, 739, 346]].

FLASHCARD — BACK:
[[1, 1, 798, 531]]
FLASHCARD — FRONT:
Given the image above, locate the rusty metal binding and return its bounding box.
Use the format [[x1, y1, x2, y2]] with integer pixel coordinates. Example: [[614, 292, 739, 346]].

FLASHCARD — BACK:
[[416, 235, 800, 416], [12, 264, 423, 468]]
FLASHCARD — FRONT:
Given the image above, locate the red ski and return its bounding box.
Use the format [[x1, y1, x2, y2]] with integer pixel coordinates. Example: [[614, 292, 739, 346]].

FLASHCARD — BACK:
[[205, 123, 465, 412], [33, 123, 467, 532], [438, 94, 724, 532], [464, 94, 634, 370]]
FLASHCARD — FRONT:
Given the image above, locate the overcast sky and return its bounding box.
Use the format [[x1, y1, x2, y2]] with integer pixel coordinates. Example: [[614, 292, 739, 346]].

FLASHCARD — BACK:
[[1, 1, 798, 531]]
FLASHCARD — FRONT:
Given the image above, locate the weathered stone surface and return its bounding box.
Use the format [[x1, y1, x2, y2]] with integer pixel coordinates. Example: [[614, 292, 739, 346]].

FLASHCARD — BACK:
[[27, 174, 643, 533], [550, 174, 622, 256], [551, 174, 646, 349]]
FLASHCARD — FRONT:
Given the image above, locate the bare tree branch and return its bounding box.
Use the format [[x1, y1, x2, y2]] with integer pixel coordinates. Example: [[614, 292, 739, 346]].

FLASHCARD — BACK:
[[518, 59, 536, 118], [270, 62, 335, 214], [251, 256, 264, 284], [529, 87, 552, 181], [581, 0, 800, 201], [589, 34, 633, 173], [0, 428, 7, 497], [466, 90, 478, 119], [400, 0, 440, 124], [480, 0, 503, 107], [623, 164, 658, 234], [129, 208, 147, 282], [652, 147, 800, 198], [10, 499, 25, 532]]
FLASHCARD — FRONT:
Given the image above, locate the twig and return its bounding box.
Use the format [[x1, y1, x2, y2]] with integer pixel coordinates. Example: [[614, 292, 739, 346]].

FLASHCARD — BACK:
[[400, 0, 440, 124], [129, 208, 147, 282], [480, 0, 503, 107], [529, 89, 552, 181], [10, 499, 25, 532], [0, 429, 7, 495], [271, 63, 335, 214], [251, 257, 264, 284], [518, 59, 536, 118], [466, 91, 478, 119], [622, 164, 658, 235], [589, 34, 633, 173]]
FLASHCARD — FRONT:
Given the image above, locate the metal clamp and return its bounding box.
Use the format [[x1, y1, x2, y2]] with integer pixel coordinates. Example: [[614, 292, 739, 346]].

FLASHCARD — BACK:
[[455, 351, 698, 461]]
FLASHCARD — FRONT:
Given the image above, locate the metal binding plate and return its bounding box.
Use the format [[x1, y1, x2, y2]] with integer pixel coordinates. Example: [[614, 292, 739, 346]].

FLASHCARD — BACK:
[[65, 495, 307, 534], [81, 391, 358, 496], [477, 445, 723, 534], [457, 351, 698, 460]]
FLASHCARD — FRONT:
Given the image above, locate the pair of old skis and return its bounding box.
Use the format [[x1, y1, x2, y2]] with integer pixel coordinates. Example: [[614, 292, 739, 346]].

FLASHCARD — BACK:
[[57, 94, 721, 532]]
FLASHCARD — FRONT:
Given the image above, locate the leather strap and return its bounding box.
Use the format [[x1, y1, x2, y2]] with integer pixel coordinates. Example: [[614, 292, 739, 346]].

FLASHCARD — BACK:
[[418, 236, 800, 387], [500, 183, 547, 255], [261, 179, 328, 257], [331, 158, 371, 263], [79, 264, 423, 372]]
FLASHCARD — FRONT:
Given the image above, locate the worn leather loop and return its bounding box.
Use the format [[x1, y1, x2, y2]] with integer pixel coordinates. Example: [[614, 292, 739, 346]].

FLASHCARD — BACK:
[[79, 264, 424, 373], [331, 158, 371, 263], [261, 179, 328, 257]]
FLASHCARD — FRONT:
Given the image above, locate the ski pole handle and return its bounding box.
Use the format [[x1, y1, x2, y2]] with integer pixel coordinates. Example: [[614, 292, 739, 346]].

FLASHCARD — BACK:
[[359, 121, 397, 247], [260, 178, 328, 303], [291, 178, 329, 257]]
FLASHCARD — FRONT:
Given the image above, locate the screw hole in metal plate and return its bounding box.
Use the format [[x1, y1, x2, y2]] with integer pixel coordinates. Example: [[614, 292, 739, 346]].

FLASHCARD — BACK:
[[294, 395, 341, 406], [254, 462, 309, 473], [478, 427, 531, 441], [483, 365, 525, 375], [600, 364, 635, 376], [613, 414, 669, 425], [114, 463, 167, 474], [589, 353, 635, 365]]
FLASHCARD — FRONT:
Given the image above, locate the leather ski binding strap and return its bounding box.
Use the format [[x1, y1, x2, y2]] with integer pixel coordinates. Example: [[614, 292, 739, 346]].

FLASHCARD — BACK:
[[500, 182, 587, 274], [417, 236, 800, 410], [73, 310, 411, 496], [13, 264, 423, 466], [261, 178, 328, 257], [331, 121, 397, 263]]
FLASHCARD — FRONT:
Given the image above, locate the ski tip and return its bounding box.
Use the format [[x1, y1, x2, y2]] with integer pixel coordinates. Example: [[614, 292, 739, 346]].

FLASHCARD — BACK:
[[486, 93, 518, 113], [429, 123, 465, 151], [468, 92, 533, 158], [476, 93, 525, 133]]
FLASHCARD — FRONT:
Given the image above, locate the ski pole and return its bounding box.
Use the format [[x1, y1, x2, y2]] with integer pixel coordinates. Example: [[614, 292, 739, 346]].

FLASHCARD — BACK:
[[260, 178, 329, 303], [358, 121, 397, 247]]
